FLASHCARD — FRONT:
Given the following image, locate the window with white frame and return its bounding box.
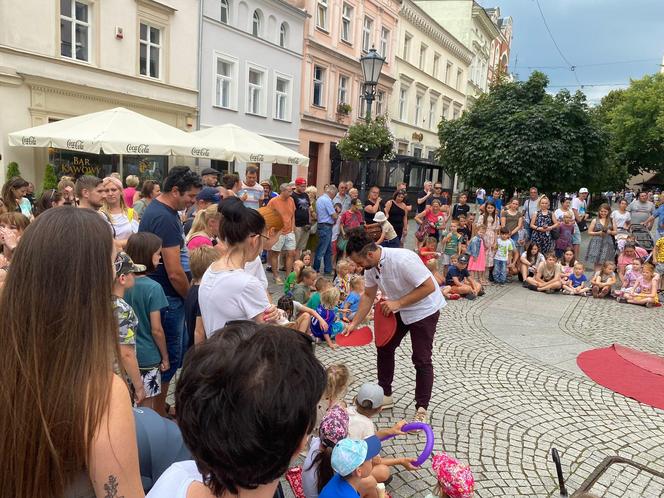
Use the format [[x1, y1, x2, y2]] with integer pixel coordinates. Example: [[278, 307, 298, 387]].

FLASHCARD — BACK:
[[456, 68, 463, 90], [419, 44, 427, 70], [432, 53, 440, 78], [442, 100, 450, 120], [60, 0, 90, 61], [428, 98, 437, 129], [452, 106, 461, 120], [275, 76, 291, 121], [139, 23, 161, 78], [252, 10, 262, 36], [399, 87, 408, 121], [415, 94, 423, 125], [220, 0, 229, 23], [341, 3, 352, 43], [445, 62, 453, 84], [313, 65, 325, 107], [247, 67, 266, 115], [402, 33, 411, 61], [279, 22, 288, 47], [215, 54, 237, 109], [316, 0, 328, 30], [358, 87, 366, 118], [375, 90, 384, 115], [362, 17, 373, 52], [380, 27, 389, 59], [338, 75, 349, 104]]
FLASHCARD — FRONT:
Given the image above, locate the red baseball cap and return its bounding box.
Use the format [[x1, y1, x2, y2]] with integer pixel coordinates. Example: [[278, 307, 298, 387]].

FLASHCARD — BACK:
[[295, 177, 307, 186]]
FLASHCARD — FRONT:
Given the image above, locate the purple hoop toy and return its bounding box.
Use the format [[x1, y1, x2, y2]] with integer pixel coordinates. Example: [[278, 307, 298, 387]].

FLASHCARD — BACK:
[[379, 422, 434, 467]]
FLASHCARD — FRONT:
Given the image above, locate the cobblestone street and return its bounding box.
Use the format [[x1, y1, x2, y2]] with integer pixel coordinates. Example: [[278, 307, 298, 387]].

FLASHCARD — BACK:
[[310, 283, 664, 497]]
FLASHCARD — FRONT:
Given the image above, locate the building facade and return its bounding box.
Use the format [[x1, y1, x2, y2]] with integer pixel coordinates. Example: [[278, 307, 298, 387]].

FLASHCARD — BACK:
[[0, 0, 199, 186], [199, 0, 306, 182], [289, 0, 399, 190], [390, 0, 472, 191], [485, 7, 512, 84], [415, 0, 501, 105]]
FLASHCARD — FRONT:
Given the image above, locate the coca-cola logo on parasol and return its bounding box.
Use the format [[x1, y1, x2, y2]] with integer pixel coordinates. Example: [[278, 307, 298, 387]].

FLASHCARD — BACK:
[[22, 136, 37, 145], [126, 144, 151, 154], [288, 157, 300, 165], [249, 153, 264, 162], [66, 139, 85, 150], [191, 147, 210, 157]]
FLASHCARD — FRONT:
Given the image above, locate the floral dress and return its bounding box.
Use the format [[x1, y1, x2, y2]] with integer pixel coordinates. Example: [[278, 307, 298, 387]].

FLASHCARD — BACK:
[[476, 214, 500, 267], [531, 210, 554, 254]]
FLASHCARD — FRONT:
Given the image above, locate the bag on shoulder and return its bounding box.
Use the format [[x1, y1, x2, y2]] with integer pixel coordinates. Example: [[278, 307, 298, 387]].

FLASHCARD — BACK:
[[415, 221, 432, 242]]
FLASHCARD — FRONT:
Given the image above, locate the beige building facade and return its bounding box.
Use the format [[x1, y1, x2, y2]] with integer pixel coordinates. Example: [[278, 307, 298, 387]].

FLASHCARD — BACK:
[[0, 0, 199, 186], [391, 0, 472, 190]]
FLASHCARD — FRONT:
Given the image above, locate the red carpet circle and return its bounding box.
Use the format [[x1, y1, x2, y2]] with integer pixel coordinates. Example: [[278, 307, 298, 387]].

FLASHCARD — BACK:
[[335, 326, 373, 347]]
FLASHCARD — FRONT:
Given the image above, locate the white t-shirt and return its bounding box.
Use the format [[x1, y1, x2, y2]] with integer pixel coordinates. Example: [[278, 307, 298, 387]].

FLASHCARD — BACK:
[[610, 210, 631, 230], [199, 267, 269, 336], [364, 248, 445, 325], [628, 200, 655, 225], [521, 251, 545, 268], [476, 188, 485, 200], [147, 461, 202, 498], [238, 182, 264, 210], [523, 198, 539, 222], [571, 197, 587, 217], [109, 212, 139, 240], [302, 437, 322, 498], [554, 208, 574, 222], [245, 256, 269, 289], [347, 405, 375, 440]]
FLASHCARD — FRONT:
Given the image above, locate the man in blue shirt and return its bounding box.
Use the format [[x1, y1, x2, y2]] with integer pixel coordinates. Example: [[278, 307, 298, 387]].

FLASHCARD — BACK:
[[485, 188, 503, 212], [319, 436, 382, 498], [646, 203, 664, 237], [314, 185, 339, 274]]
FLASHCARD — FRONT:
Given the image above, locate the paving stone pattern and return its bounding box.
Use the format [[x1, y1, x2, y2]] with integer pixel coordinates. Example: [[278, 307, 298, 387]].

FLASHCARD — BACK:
[[310, 285, 664, 498]]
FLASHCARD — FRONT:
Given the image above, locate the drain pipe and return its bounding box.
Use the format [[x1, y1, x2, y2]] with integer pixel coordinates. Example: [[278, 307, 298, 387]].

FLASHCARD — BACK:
[[194, 0, 204, 170]]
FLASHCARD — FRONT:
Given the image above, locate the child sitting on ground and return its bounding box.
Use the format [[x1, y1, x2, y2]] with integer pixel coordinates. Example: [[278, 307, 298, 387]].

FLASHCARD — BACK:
[[467, 225, 486, 284], [186, 246, 220, 346], [615, 258, 642, 299], [310, 287, 344, 348], [617, 243, 646, 280], [427, 258, 461, 300], [284, 259, 305, 294], [622, 262, 659, 307], [341, 275, 364, 322], [425, 452, 475, 498], [318, 436, 382, 498], [558, 248, 576, 285], [317, 364, 351, 419], [276, 294, 331, 337], [292, 267, 318, 305], [445, 254, 482, 300], [301, 249, 313, 267], [525, 252, 562, 293], [591, 261, 617, 298], [562, 262, 590, 295], [419, 236, 441, 265], [307, 276, 333, 310], [112, 251, 144, 405], [334, 259, 352, 301]]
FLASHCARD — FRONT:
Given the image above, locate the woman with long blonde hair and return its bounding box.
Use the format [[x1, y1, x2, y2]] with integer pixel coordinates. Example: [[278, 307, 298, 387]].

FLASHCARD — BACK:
[[185, 204, 221, 251], [0, 207, 143, 498], [100, 176, 138, 243]]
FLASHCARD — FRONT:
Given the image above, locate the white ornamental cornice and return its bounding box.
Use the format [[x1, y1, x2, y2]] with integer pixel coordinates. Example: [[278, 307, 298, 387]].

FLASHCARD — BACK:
[[400, 2, 474, 66]]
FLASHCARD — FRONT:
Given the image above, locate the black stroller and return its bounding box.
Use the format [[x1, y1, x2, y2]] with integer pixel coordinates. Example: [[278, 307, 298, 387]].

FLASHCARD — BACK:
[[630, 223, 654, 252]]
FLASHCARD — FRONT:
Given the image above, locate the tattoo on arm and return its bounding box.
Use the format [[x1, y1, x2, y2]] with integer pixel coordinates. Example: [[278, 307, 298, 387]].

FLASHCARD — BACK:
[[104, 475, 124, 498]]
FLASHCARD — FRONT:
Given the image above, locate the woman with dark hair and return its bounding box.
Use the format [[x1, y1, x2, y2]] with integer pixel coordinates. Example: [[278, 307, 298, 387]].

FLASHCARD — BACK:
[[133, 180, 161, 220], [0, 207, 143, 498], [33, 188, 65, 216], [1, 176, 32, 217], [148, 322, 326, 498], [384, 189, 409, 244], [199, 198, 279, 335]]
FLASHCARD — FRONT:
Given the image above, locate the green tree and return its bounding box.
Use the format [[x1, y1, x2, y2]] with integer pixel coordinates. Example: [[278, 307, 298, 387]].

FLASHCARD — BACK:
[[43, 164, 58, 191], [596, 73, 664, 176], [6, 161, 21, 179], [337, 116, 395, 161], [437, 71, 613, 193]]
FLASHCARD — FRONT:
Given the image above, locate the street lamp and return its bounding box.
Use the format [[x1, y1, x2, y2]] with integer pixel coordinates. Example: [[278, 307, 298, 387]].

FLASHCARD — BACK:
[[359, 47, 386, 200], [359, 47, 386, 123]]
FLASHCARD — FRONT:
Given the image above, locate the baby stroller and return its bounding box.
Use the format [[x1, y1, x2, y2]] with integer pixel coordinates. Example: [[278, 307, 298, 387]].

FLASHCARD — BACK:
[[551, 448, 664, 497], [630, 223, 654, 251]]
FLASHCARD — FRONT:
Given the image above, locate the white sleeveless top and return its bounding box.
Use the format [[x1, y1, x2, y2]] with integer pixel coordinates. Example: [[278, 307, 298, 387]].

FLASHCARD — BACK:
[[147, 460, 203, 498]]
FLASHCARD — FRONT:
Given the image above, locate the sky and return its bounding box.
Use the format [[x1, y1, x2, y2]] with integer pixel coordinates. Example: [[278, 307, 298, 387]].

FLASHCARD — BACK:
[[478, 0, 664, 104]]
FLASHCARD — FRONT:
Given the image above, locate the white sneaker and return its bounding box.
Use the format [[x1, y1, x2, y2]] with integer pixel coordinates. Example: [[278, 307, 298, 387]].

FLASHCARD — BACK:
[[413, 407, 428, 423], [382, 395, 394, 409]]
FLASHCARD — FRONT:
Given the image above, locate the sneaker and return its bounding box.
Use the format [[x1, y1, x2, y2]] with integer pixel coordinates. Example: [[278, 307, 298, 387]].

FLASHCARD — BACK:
[[274, 277, 283, 284], [382, 395, 394, 410], [562, 290, 572, 295], [522, 281, 529, 288], [646, 302, 654, 308], [465, 293, 476, 301], [617, 297, 627, 304], [413, 407, 428, 424], [478, 289, 485, 296], [527, 284, 538, 291]]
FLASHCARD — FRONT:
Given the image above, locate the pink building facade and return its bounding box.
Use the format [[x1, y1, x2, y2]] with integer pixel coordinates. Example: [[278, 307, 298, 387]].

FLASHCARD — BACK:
[[289, 0, 399, 189]]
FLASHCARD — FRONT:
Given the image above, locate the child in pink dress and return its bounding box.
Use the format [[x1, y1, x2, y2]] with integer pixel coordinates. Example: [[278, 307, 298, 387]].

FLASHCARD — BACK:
[[467, 225, 486, 284]]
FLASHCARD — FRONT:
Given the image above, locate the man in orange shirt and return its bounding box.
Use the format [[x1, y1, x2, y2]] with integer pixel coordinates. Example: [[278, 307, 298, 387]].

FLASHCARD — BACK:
[[267, 183, 296, 284]]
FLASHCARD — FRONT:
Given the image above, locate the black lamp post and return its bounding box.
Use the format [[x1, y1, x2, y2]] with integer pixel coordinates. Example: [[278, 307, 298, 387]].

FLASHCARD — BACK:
[[359, 47, 386, 199]]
